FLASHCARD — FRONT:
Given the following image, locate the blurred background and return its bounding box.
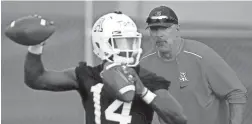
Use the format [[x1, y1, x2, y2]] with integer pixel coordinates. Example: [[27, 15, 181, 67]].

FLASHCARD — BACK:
[[1, 1, 252, 124]]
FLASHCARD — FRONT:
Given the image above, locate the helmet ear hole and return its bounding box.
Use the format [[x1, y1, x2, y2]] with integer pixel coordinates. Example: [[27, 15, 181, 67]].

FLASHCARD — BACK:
[[176, 24, 180, 31], [95, 42, 100, 48]]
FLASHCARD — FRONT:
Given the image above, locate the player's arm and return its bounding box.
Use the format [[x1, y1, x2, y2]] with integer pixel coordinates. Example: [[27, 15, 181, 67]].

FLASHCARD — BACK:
[[24, 44, 78, 91], [149, 89, 187, 124], [131, 67, 187, 124], [202, 47, 247, 124], [142, 71, 187, 124]]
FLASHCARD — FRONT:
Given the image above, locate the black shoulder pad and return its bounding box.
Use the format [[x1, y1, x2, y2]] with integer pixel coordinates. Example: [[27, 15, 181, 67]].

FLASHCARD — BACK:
[[75, 61, 103, 82]]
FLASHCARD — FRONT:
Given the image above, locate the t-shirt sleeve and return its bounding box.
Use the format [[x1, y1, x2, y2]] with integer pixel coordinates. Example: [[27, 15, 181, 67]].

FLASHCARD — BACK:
[[202, 47, 247, 103], [138, 66, 170, 92]]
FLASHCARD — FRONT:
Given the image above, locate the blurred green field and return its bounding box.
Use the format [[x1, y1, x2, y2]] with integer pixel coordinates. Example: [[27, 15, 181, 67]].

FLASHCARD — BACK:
[[2, 1, 252, 124]]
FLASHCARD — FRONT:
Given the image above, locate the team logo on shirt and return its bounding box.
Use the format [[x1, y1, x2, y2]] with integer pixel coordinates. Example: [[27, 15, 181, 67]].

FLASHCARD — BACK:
[[179, 72, 189, 89], [179, 72, 189, 82]]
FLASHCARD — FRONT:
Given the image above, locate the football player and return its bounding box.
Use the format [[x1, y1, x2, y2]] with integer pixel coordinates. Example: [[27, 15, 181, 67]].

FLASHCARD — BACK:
[[23, 11, 187, 124]]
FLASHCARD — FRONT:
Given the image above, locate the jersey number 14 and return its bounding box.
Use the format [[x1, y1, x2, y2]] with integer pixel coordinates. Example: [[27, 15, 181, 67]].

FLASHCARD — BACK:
[[91, 83, 133, 124]]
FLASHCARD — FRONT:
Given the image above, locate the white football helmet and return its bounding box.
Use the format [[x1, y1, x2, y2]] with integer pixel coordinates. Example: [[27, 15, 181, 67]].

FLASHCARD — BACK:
[[92, 12, 142, 67]]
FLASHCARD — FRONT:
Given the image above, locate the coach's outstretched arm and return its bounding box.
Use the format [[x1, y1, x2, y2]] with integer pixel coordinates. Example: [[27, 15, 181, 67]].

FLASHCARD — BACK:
[[202, 47, 247, 124], [24, 44, 78, 91]]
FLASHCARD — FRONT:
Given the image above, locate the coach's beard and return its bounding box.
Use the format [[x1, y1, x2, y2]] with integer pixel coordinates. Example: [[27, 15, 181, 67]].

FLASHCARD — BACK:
[[156, 41, 173, 60]]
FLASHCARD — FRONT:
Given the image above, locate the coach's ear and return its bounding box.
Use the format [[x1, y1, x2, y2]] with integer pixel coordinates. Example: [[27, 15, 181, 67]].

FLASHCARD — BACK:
[[176, 24, 180, 31]]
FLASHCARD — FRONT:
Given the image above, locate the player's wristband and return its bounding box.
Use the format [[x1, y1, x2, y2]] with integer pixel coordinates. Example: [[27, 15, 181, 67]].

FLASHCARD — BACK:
[[142, 89, 157, 104], [140, 87, 148, 97], [28, 45, 43, 54]]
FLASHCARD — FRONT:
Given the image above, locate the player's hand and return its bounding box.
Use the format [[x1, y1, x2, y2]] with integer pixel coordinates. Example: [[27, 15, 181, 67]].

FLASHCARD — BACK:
[[101, 62, 136, 102], [28, 41, 46, 54], [121, 66, 146, 97]]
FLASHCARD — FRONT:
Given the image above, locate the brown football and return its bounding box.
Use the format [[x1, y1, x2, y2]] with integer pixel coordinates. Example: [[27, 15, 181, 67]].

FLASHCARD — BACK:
[[5, 15, 55, 46], [101, 64, 136, 102]]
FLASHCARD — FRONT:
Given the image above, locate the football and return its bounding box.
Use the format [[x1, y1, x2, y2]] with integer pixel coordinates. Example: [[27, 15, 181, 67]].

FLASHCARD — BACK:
[[5, 15, 55, 46], [101, 64, 136, 102]]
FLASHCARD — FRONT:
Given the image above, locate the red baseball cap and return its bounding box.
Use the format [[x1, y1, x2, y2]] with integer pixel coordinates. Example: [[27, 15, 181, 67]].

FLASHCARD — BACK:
[[146, 6, 178, 29]]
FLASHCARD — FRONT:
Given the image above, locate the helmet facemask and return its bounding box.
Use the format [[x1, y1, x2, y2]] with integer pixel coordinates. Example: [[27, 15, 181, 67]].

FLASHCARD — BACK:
[[108, 32, 142, 67]]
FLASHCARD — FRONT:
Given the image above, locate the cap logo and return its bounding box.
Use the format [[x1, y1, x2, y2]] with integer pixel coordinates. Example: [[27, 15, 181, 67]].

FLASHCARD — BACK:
[[155, 11, 162, 16]]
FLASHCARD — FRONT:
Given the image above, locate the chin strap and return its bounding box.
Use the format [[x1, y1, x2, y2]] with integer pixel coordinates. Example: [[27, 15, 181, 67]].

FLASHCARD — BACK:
[[114, 55, 134, 64]]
